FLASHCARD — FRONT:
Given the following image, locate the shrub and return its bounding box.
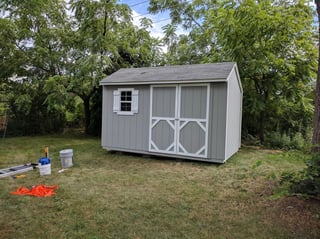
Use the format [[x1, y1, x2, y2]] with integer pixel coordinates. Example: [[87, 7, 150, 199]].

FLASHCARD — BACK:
[[281, 153, 320, 197], [266, 132, 307, 150], [291, 133, 306, 150]]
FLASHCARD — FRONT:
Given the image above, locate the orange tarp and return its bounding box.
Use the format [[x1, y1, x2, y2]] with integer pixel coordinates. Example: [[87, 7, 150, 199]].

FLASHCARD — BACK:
[[11, 185, 58, 197]]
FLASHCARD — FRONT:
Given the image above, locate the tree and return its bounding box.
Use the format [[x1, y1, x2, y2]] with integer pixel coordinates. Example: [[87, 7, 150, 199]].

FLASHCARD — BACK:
[[279, 0, 319, 198], [0, 0, 69, 78], [46, 0, 160, 134], [149, 0, 316, 142], [1, 0, 161, 135], [0, 0, 69, 135], [0, 18, 27, 79], [217, 0, 316, 141], [313, 0, 320, 152]]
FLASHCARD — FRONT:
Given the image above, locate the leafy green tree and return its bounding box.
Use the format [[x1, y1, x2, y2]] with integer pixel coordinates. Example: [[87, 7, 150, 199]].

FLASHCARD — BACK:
[[149, 0, 316, 142], [149, 0, 221, 64], [0, 0, 69, 135], [279, 0, 320, 198], [313, 0, 320, 151], [0, 0, 69, 77], [216, 0, 316, 141], [1, 0, 161, 135], [0, 18, 26, 79], [46, 0, 160, 134]]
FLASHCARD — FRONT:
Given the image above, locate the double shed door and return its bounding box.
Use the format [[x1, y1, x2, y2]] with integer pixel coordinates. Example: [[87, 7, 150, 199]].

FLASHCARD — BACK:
[[149, 84, 209, 158]]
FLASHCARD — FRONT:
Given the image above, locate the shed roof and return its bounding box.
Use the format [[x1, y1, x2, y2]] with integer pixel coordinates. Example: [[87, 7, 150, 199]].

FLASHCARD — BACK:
[[100, 62, 238, 85]]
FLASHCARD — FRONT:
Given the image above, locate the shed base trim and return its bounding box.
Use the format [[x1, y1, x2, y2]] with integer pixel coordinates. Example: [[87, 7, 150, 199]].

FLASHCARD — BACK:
[[102, 146, 226, 164]]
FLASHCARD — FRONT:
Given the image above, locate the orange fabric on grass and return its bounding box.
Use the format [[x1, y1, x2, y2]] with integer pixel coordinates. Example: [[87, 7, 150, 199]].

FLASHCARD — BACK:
[[11, 185, 58, 197]]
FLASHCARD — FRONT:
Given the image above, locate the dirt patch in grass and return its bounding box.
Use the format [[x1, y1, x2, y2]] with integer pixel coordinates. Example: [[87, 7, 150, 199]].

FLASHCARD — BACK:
[[240, 177, 320, 238], [262, 193, 320, 238]]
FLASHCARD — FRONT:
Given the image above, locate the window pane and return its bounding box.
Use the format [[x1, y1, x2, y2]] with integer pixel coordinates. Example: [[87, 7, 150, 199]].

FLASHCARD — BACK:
[[121, 91, 126, 101], [121, 91, 132, 101], [121, 102, 131, 111]]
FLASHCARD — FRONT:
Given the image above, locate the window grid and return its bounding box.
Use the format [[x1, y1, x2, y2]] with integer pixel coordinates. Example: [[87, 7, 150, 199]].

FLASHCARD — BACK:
[[120, 91, 132, 112]]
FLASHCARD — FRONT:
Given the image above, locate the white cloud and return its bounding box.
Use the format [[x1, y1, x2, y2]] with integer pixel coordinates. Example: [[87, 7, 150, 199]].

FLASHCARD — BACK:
[[131, 10, 187, 39], [131, 10, 168, 39]]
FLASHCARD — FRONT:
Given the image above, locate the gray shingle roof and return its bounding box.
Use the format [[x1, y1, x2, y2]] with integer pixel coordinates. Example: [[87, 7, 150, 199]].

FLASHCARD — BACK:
[[100, 62, 236, 85]]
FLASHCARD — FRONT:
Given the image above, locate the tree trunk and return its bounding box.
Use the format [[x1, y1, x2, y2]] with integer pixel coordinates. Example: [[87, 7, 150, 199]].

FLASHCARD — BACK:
[[83, 97, 91, 135], [312, 1, 320, 152], [259, 110, 265, 143]]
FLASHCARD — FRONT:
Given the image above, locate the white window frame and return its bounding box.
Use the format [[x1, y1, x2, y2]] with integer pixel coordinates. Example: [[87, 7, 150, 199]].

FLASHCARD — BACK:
[[113, 88, 138, 115]]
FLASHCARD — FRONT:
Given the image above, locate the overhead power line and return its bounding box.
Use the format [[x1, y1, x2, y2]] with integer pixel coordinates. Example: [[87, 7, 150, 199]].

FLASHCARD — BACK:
[[123, 1, 171, 25], [153, 18, 171, 24], [129, 0, 149, 8], [132, 12, 151, 18]]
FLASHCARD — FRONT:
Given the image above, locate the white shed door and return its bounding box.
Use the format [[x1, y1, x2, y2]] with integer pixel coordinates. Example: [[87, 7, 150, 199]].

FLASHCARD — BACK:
[[149, 84, 209, 158]]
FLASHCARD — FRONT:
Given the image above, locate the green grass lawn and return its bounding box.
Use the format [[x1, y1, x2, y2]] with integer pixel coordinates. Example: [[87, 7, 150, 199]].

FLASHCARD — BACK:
[[0, 135, 319, 239]]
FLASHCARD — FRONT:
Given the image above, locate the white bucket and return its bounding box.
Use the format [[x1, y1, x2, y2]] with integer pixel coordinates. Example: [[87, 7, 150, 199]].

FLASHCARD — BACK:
[[39, 164, 51, 176], [60, 149, 73, 168]]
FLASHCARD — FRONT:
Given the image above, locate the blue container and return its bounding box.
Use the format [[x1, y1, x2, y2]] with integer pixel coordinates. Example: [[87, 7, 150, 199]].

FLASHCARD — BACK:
[[39, 157, 50, 165]]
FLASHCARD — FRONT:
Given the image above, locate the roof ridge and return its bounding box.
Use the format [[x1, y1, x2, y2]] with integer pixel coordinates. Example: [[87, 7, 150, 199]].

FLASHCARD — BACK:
[[119, 62, 235, 70], [101, 62, 238, 85]]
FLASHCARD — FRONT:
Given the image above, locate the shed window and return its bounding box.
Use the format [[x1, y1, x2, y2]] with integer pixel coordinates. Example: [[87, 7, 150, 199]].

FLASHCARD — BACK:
[[113, 88, 138, 115], [120, 91, 132, 111]]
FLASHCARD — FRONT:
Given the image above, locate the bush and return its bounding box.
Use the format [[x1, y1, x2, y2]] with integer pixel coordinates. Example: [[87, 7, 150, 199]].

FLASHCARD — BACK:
[[291, 133, 306, 150], [5, 79, 66, 136], [281, 153, 320, 197], [266, 132, 307, 150]]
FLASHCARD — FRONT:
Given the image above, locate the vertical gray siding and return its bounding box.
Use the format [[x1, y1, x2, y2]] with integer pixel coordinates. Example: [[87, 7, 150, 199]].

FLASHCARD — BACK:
[[225, 68, 242, 159], [179, 85, 208, 155], [150, 86, 176, 152], [101, 85, 150, 151], [208, 83, 227, 162], [151, 120, 175, 151], [101, 87, 108, 147], [152, 87, 176, 118], [180, 86, 207, 119], [179, 121, 205, 154]]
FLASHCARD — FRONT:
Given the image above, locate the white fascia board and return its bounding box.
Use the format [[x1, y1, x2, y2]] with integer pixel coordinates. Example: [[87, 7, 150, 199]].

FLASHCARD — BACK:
[[226, 63, 243, 94], [100, 79, 227, 86]]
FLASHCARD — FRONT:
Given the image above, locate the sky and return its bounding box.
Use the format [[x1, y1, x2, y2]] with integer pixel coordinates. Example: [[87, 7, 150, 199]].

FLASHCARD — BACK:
[[118, 0, 186, 39]]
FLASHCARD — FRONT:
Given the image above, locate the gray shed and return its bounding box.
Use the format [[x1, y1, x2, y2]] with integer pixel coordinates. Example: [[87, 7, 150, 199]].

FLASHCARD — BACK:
[[100, 62, 242, 163]]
